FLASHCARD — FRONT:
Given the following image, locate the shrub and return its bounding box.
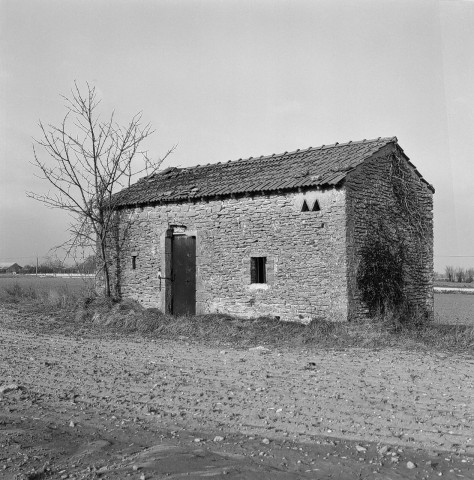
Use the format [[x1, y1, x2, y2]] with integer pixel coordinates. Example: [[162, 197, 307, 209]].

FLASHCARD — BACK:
[[357, 237, 406, 317]]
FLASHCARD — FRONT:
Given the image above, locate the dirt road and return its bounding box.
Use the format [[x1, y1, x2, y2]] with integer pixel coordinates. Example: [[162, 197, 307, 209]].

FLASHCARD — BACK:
[[1, 307, 473, 479]]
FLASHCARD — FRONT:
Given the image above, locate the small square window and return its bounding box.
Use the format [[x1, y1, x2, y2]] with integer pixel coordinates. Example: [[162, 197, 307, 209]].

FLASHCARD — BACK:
[[251, 257, 266, 283]]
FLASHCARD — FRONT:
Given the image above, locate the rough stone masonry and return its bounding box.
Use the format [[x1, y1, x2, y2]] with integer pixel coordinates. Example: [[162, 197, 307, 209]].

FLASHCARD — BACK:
[[106, 137, 434, 322]]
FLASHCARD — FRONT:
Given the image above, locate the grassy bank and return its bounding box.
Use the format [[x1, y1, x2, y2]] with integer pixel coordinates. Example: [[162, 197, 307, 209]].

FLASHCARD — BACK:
[[1, 281, 473, 354], [0, 278, 94, 309], [77, 298, 474, 353]]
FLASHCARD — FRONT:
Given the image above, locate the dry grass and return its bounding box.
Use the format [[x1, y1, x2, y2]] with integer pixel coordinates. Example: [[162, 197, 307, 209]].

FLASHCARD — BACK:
[[434, 280, 474, 289], [73, 297, 474, 353], [0, 280, 94, 309], [1, 285, 473, 354]]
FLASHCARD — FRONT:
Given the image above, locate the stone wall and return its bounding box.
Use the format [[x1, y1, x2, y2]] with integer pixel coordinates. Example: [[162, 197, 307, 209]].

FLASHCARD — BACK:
[[108, 187, 349, 322], [345, 145, 434, 320]]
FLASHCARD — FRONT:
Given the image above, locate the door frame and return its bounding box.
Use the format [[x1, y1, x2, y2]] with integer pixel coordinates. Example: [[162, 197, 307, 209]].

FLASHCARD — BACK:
[[161, 226, 197, 315], [171, 234, 196, 315]]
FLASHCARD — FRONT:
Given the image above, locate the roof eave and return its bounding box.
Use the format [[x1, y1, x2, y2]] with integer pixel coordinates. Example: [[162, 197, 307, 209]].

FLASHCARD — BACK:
[[113, 182, 346, 209], [394, 145, 435, 193]]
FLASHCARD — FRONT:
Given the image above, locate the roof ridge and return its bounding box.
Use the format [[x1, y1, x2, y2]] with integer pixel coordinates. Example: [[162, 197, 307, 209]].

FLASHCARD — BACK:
[[318, 136, 397, 150], [174, 136, 398, 173]]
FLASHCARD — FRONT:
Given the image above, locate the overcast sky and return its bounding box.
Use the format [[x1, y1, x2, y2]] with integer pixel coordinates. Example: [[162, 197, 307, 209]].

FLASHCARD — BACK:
[[1, 0, 473, 271]]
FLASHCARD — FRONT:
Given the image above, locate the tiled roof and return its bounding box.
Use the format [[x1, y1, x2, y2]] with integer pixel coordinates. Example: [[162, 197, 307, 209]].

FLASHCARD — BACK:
[[113, 137, 403, 207], [0, 262, 20, 269]]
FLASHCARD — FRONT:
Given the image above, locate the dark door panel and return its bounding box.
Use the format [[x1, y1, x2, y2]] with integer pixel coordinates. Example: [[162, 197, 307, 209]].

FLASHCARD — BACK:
[[172, 236, 196, 316]]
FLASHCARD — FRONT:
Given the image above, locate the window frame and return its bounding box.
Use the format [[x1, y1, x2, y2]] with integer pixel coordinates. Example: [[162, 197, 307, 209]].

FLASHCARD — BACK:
[[250, 256, 267, 284]]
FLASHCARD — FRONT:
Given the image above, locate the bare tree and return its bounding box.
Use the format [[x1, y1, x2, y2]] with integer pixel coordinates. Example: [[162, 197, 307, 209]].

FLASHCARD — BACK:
[[28, 82, 173, 296], [466, 268, 474, 283], [43, 255, 65, 274], [445, 265, 455, 282], [455, 267, 465, 283]]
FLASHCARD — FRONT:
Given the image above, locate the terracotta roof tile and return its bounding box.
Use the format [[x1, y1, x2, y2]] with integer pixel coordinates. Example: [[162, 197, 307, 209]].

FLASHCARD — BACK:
[[113, 137, 400, 207]]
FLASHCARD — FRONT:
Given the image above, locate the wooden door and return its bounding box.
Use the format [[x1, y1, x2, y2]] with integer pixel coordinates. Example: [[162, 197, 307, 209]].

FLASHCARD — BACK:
[[171, 235, 196, 316]]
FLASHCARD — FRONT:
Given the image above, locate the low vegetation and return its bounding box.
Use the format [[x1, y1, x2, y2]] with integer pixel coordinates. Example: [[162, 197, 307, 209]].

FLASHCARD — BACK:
[[434, 280, 474, 290], [0, 278, 94, 309], [0, 279, 473, 354]]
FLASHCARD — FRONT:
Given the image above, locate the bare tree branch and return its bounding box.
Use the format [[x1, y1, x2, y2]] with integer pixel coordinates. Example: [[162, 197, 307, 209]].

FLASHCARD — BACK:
[[29, 82, 173, 296]]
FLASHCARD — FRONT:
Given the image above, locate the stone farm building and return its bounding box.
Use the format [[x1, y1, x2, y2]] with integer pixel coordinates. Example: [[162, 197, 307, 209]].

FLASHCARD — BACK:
[[109, 137, 434, 322]]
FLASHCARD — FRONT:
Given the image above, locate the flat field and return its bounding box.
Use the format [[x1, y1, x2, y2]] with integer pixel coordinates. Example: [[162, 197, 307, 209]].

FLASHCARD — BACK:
[[434, 293, 474, 325], [0, 274, 93, 295]]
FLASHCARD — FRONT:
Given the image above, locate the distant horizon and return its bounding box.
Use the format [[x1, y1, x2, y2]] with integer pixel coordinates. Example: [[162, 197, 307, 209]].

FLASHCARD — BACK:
[[2, 259, 474, 274]]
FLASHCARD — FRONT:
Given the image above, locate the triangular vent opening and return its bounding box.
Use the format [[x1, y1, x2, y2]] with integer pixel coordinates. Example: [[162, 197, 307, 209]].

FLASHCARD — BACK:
[[312, 200, 321, 212], [301, 200, 309, 212]]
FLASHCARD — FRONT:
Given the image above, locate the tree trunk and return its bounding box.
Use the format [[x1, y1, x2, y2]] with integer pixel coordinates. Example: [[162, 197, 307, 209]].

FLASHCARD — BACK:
[[100, 239, 111, 297]]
